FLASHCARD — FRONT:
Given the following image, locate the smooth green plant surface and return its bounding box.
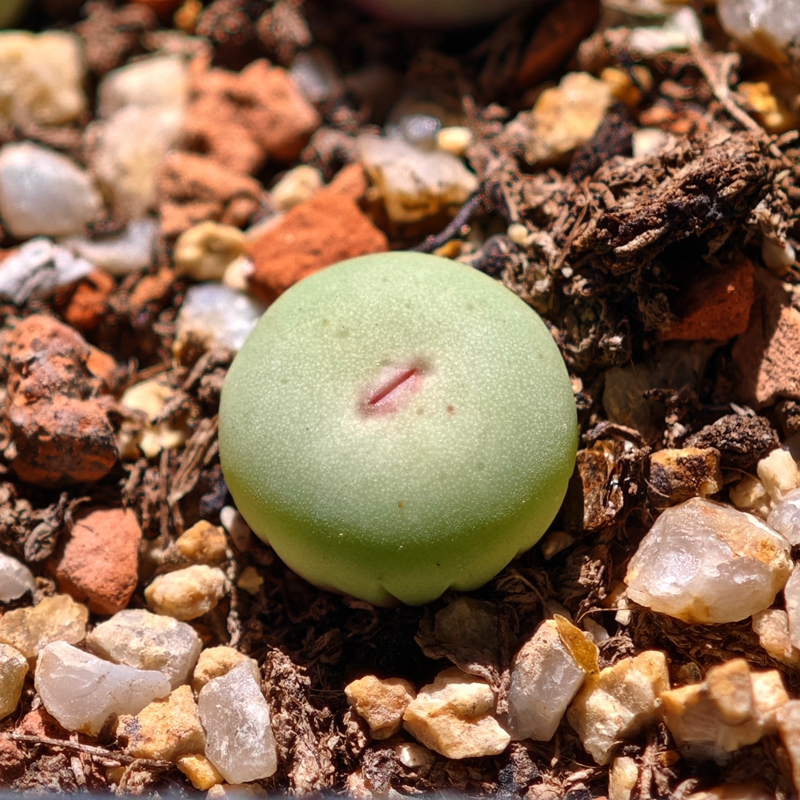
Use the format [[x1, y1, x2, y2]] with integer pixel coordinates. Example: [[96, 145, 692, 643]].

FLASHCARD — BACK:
[[219, 252, 578, 605]]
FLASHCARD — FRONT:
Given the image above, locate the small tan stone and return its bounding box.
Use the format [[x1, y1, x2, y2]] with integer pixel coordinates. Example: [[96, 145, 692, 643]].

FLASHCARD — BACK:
[[176, 754, 224, 790], [648, 448, 722, 509], [271, 165, 322, 212], [345, 675, 416, 739], [176, 521, 227, 565], [567, 650, 670, 765], [117, 684, 205, 761], [403, 667, 510, 759], [777, 700, 800, 796], [609, 756, 638, 800], [752, 609, 800, 667], [0, 594, 88, 661], [509, 72, 613, 166], [174, 222, 247, 282], [757, 448, 799, 503], [145, 565, 228, 620], [729, 474, 771, 517], [192, 646, 256, 692], [235, 567, 263, 595], [662, 659, 788, 760], [0, 644, 27, 720]]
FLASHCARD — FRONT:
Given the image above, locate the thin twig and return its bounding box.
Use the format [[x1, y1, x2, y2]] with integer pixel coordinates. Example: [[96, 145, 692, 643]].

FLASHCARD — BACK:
[[2, 733, 172, 769], [412, 192, 484, 254]]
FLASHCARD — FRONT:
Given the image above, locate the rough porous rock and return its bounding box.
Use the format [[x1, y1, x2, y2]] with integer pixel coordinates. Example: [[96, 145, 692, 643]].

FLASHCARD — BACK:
[[647, 448, 722, 509], [0, 594, 88, 660], [684, 414, 778, 472], [198, 661, 278, 783], [345, 675, 416, 739], [192, 646, 256, 692], [358, 134, 478, 224], [248, 189, 388, 304], [50, 507, 142, 615], [503, 72, 613, 167], [507, 617, 598, 742], [0, 31, 86, 126], [117, 684, 205, 760], [0, 644, 27, 720], [566, 651, 670, 765], [3, 314, 118, 487], [88, 608, 202, 689], [0, 239, 94, 306], [733, 270, 800, 408], [402, 667, 511, 759], [662, 659, 788, 760], [658, 255, 754, 341], [0, 143, 103, 239], [0, 551, 36, 603], [145, 565, 229, 620], [176, 520, 227, 565], [184, 58, 321, 175], [174, 222, 246, 282], [625, 498, 792, 624], [35, 641, 170, 736]]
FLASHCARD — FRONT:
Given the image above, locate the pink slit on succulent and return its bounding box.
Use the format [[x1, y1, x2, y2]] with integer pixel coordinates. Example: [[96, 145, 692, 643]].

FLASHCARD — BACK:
[[362, 363, 425, 414]]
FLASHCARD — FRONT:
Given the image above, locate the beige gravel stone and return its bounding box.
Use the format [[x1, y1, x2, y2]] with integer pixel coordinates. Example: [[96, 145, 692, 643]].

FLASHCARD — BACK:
[[0, 594, 89, 660], [145, 565, 229, 620], [609, 756, 638, 800], [174, 222, 247, 282], [0, 644, 27, 720], [777, 700, 800, 796], [117, 685, 206, 761], [757, 448, 799, 502], [192, 646, 256, 692], [176, 520, 228, 565], [567, 650, 670, 765], [176, 753, 224, 790], [271, 165, 322, 212], [752, 608, 800, 667], [403, 667, 510, 759], [345, 675, 416, 739], [662, 659, 787, 760]]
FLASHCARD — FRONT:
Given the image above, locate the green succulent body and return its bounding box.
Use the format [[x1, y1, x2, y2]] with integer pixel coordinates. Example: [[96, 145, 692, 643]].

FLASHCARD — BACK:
[[219, 253, 577, 605]]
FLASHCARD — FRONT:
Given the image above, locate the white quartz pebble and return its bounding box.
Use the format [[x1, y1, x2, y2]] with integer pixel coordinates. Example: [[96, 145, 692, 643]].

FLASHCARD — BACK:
[[198, 661, 278, 783], [97, 55, 188, 119], [0, 143, 103, 239], [358, 134, 477, 224], [88, 609, 203, 690], [507, 617, 596, 741], [61, 219, 158, 277], [625, 498, 792, 624], [35, 641, 170, 735], [718, 0, 800, 66], [173, 284, 266, 358], [768, 487, 800, 545], [0, 238, 93, 305], [0, 550, 35, 603]]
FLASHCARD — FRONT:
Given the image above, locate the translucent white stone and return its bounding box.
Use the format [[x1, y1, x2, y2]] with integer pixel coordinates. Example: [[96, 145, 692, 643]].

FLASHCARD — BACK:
[[97, 55, 188, 119], [625, 498, 792, 624], [507, 618, 596, 741], [718, 0, 800, 65], [90, 107, 184, 219], [0, 31, 86, 126], [0, 238, 93, 305], [358, 134, 478, 223], [628, 8, 702, 55], [768, 487, 800, 545], [0, 143, 103, 238], [757, 448, 798, 503], [0, 550, 35, 602], [35, 641, 170, 735], [198, 661, 278, 783], [173, 284, 266, 357], [61, 219, 158, 277], [88, 608, 203, 690]]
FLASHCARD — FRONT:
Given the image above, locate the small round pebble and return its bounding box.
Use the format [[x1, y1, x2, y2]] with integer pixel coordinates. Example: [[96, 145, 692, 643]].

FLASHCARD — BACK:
[[144, 565, 229, 621]]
